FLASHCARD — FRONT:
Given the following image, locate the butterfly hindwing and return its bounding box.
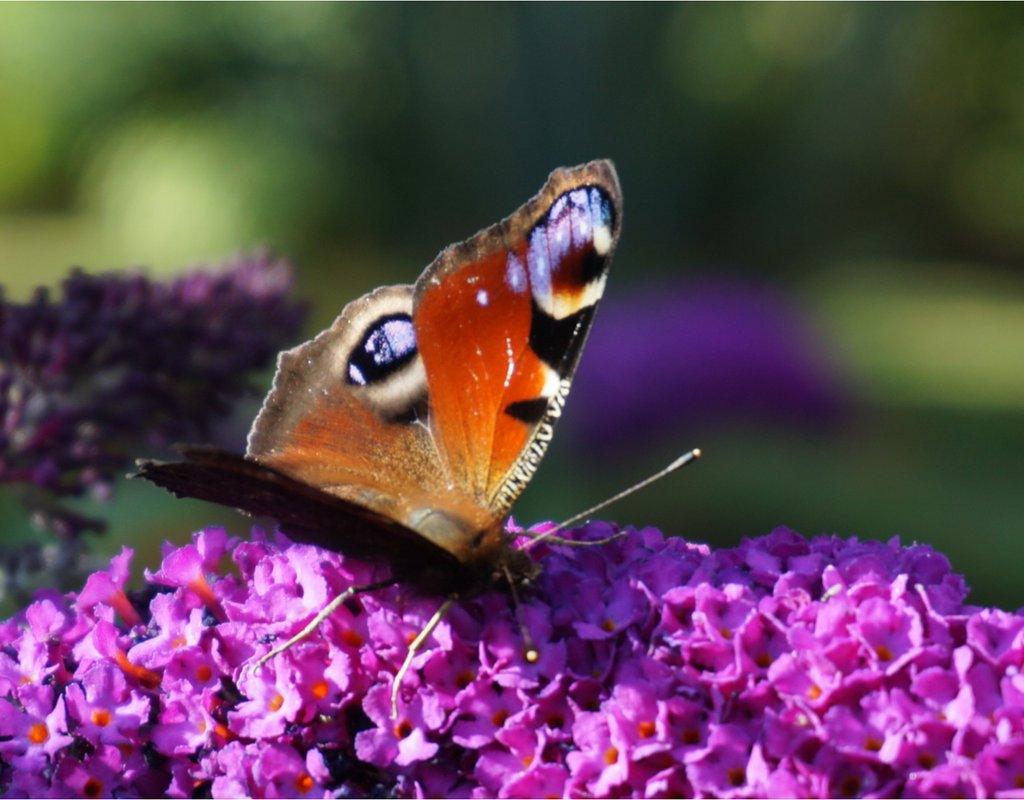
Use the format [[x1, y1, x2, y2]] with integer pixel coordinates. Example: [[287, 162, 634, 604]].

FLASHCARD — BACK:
[[244, 284, 494, 562], [414, 159, 622, 514], [134, 447, 462, 584]]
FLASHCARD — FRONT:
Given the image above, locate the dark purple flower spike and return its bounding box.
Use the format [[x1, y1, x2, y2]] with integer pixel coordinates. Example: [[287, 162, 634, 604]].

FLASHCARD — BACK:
[[0, 252, 306, 540], [3, 522, 1024, 798]]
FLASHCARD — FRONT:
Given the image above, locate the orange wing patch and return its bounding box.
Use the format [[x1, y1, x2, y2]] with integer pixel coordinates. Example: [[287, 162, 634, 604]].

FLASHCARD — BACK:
[[415, 248, 551, 500]]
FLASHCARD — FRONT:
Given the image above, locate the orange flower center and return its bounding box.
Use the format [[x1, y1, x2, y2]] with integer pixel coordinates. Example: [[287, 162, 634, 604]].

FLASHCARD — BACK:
[[268, 693, 285, 712], [214, 723, 235, 742], [196, 664, 213, 682], [341, 629, 365, 647], [83, 778, 103, 798], [600, 619, 616, 633], [295, 773, 315, 793], [637, 720, 656, 739], [807, 684, 823, 700], [728, 767, 745, 787], [754, 652, 772, 668], [603, 746, 619, 765], [682, 728, 701, 745], [393, 720, 413, 739], [865, 736, 883, 752], [91, 708, 112, 727], [491, 709, 509, 727], [875, 644, 894, 662], [311, 680, 329, 700], [918, 753, 937, 769], [27, 722, 48, 744], [719, 626, 733, 640], [455, 670, 475, 689]]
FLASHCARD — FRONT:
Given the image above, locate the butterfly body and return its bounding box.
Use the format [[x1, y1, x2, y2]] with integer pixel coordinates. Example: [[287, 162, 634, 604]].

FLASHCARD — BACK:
[[137, 160, 622, 595]]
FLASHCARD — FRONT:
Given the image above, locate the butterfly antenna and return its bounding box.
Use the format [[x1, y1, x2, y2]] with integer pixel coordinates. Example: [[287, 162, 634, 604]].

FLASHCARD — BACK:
[[522, 447, 702, 551]]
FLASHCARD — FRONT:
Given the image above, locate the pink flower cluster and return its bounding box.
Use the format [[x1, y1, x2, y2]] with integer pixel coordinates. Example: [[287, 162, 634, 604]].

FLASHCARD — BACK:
[[1, 522, 1023, 798]]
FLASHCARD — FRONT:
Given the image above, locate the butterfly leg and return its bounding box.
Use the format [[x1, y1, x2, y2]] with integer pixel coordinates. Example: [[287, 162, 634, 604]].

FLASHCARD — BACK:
[[390, 594, 456, 719], [502, 562, 540, 664], [252, 577, 397, 671]]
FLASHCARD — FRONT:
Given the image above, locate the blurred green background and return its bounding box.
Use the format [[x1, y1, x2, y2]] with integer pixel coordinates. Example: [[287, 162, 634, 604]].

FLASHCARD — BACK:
[[2, 4, 1024, 607]]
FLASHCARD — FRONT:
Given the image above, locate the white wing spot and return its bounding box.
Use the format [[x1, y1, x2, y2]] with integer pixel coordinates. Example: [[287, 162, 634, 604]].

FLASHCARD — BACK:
[[541, 365, 560, 398], [505, 254, 527, 293], [504, 337, 515, 389]]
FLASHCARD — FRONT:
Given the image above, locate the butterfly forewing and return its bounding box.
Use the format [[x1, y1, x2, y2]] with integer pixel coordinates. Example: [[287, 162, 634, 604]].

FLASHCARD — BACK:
[[414, 160, 622, 514]]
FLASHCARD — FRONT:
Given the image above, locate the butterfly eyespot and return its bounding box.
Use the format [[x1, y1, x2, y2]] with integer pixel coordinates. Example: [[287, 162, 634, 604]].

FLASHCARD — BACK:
[[525, 184, 616, 324], [346, 314, 417, 386]]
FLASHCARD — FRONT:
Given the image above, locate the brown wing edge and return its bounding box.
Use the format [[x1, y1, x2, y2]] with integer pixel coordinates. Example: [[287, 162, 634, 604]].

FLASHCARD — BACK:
[[413, 159, 623, 304], [131, 446, 464, 587]]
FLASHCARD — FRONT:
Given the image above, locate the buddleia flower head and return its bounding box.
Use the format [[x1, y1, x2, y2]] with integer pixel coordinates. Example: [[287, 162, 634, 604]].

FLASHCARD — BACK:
[[3, 522, 1023, 798]]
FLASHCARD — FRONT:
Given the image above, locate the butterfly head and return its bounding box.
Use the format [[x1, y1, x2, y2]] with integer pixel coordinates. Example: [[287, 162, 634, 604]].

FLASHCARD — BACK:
[[460, 519, 541, 589], [496, 535, 541, 588]]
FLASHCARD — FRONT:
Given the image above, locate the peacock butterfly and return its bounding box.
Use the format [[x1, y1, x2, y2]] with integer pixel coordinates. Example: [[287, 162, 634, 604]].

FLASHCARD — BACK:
[[136, 159, 623, 595]]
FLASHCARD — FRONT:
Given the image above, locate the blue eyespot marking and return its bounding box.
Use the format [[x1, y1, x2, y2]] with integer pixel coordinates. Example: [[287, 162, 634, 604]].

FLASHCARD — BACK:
[[505, 253, 528, 293], [346, 314, 418, 386]]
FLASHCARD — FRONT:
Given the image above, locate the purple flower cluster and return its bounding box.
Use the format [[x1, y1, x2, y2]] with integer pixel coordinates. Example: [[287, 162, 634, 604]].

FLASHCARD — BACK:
[[2, 522, 1023, 798], [569, 278, 847, 454], [0, 252, 305, 538]]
